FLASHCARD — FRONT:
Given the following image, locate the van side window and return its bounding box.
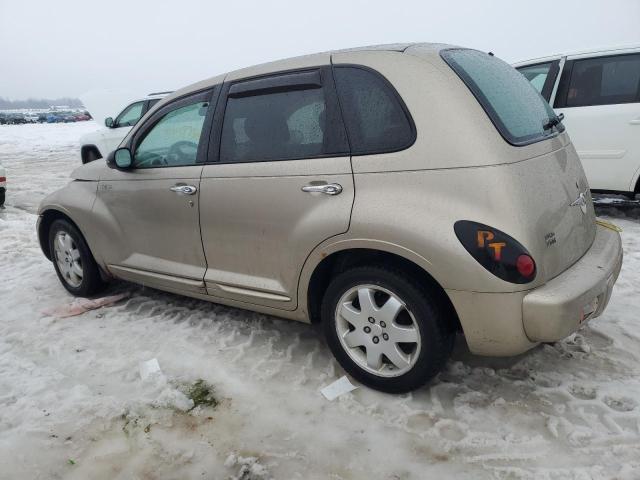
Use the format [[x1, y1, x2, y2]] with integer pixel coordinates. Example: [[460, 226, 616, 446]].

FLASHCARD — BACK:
[[219, 73, 347, 163], [566, 54, 640, 107], [333, 66, 415, 155]]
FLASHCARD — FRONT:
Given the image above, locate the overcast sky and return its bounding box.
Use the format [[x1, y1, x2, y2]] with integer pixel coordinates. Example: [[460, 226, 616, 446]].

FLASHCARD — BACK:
[[1, 0, 639, 100]]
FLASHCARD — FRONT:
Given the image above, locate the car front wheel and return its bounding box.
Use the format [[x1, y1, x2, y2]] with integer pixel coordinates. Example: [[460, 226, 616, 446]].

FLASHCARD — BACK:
[[322, 266, 454, 393], [48, 219, 105, 297]]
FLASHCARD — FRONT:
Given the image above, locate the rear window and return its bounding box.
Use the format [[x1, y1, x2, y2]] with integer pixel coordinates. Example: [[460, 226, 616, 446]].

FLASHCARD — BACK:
[[441, 49, 560, 146]]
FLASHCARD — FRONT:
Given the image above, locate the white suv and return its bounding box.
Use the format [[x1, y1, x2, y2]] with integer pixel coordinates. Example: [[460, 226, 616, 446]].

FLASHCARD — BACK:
[[514, 46, 640, 197], [79, 92, 170, 164]]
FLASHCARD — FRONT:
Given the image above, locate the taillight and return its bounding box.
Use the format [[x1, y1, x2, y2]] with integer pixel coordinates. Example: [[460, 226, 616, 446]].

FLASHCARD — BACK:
[[0, 177, 6, 182], [454, 220, 536, 284]]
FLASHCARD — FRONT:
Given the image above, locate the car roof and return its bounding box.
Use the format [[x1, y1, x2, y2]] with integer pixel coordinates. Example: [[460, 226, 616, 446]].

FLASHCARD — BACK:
[[166, 42, 456, 101], [512, 44, 640, 66]]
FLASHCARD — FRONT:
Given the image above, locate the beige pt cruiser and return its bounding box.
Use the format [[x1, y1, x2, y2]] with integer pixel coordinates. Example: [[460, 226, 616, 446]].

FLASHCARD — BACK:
[[37, 44, 623, 393]]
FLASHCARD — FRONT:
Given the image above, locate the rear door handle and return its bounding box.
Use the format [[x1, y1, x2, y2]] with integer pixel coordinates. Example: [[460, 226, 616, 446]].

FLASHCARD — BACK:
[[301, 183, 343, 195], [630, 118, 640, 125], [170, 184, 197, 195]]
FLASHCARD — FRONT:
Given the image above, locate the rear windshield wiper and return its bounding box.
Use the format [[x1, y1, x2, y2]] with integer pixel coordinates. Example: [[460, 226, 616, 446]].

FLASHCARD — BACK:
[[543, 113, 564, 131]]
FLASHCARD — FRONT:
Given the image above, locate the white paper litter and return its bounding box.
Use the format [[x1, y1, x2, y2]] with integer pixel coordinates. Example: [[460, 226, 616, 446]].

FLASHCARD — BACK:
[[320, 376, 358, 401], [139, 358, 162, 382]]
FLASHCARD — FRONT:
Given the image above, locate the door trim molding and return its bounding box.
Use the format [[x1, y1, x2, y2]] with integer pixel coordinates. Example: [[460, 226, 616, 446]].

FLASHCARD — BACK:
[[109, 264, 206, 294]]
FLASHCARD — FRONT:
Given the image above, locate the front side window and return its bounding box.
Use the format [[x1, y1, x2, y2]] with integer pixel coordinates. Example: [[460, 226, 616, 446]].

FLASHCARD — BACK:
[[220, 84, 337, 163], [442, 49, 560, 146], [333, 66, 414, 155], [566, 54, 640, 107], [517, 62, 553, 94], [133, 100, 208, 168], [115, 102, 144, 127]]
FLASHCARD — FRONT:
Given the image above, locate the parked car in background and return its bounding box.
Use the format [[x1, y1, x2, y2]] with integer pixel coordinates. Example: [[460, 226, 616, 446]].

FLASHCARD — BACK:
[[7, 113, 27, 125], [79, 92, 170, 164], [0, 114, 6, 125], [24, 113, 39, 123], [38, 44, 622, 393], [514, 45, 640, 197], [74, 113, 91, 122], [37, 113, 48, 123], [0, 164, 5, 207]]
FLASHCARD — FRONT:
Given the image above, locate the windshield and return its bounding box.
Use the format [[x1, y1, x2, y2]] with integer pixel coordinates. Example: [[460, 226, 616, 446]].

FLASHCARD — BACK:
[[441, 49, 562, 146]]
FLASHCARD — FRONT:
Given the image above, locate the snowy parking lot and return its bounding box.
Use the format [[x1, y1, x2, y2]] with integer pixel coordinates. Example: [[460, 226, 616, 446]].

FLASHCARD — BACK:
[[1, 122, 639, 479]]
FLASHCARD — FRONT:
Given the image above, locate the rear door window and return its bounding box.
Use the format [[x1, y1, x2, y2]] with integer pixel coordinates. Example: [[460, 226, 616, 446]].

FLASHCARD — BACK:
[[219, 70, 348, 163], [442, 49, 560, 146], [564, 54, 640, 107], [333, 66, 415, 155]]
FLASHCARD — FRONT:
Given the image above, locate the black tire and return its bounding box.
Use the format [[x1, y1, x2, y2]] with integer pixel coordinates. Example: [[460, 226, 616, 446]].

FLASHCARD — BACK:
[[0, 188, 4, 207], [48, 219, 106, 297], [321, 266, 454, 393]]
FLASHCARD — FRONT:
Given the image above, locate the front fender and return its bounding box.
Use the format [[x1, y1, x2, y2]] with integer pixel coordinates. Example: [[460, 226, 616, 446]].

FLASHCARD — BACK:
[[37, 181, 99, 261]]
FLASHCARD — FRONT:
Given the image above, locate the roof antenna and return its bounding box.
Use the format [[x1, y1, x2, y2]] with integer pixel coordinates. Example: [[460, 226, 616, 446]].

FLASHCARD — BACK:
[[488, 51, 494, 56]]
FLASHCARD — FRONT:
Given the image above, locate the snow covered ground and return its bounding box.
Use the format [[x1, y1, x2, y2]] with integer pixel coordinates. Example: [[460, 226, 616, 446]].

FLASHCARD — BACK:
[[1, 122, 639, 479]]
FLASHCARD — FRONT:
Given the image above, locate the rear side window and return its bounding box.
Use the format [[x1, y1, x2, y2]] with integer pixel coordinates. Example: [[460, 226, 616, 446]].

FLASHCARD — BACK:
[[333, 66, 414, 155], [565, 54, 640, 107], [220, 72, 348, 163], [442, 49, 560, 146]]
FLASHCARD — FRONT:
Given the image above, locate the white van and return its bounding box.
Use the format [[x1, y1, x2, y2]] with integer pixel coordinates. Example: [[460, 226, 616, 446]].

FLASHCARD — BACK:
[[514, 46, 640, 197]]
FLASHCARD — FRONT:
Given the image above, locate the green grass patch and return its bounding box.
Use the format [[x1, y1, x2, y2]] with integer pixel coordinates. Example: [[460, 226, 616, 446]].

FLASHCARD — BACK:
[[186, 379, 218, 412]]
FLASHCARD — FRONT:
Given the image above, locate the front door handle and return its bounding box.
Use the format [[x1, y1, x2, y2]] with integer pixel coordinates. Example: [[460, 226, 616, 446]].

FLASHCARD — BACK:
[[170, 184, 198, 195], [630, 118, 640, 125], [301, 183, 343, 195]]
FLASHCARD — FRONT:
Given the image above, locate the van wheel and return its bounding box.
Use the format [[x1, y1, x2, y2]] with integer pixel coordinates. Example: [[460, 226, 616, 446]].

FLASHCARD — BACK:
[[321, 266, 454, 393], [48, 219, 106, 297]]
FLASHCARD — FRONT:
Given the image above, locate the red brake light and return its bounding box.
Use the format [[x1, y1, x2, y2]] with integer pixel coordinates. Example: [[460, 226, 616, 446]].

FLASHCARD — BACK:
[[516, 254, 536, 278], [0, 177, 6, 182]]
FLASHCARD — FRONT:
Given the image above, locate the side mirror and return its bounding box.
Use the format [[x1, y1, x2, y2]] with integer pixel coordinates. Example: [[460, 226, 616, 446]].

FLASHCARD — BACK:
[[107, 148, 133, 169], [105, 117, 114, 128]]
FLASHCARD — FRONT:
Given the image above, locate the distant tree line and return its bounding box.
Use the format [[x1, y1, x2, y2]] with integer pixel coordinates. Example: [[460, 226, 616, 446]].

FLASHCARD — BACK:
[[0, 97, 83, 109]]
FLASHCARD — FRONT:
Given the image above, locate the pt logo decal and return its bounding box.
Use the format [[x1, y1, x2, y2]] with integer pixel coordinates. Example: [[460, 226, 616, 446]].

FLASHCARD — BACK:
[[477, 230, 506, 261]]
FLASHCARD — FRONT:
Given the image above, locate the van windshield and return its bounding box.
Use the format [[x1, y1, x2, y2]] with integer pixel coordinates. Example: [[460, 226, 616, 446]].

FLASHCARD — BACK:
[[441, 49, 562, 146]]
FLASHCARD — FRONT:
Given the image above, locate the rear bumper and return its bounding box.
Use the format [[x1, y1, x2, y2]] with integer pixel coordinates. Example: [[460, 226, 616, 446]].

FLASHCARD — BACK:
[[447, 224, 623, 356], [522, 224, 623, 342]]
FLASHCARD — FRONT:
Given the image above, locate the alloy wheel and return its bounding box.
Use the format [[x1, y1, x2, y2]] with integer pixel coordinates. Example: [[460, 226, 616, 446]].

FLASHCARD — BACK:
[[53, 231, 83, 288], [334, 284, 421, 378]]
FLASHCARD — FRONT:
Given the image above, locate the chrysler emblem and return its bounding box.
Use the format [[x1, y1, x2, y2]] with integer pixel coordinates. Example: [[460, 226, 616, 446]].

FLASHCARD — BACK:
[[570, 187, 589, 214]]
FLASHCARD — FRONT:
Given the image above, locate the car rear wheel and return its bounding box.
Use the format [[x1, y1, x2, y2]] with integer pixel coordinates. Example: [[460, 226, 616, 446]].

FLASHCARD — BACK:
[[321, 266, 454, 393], [48, 219, 106, 297]]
